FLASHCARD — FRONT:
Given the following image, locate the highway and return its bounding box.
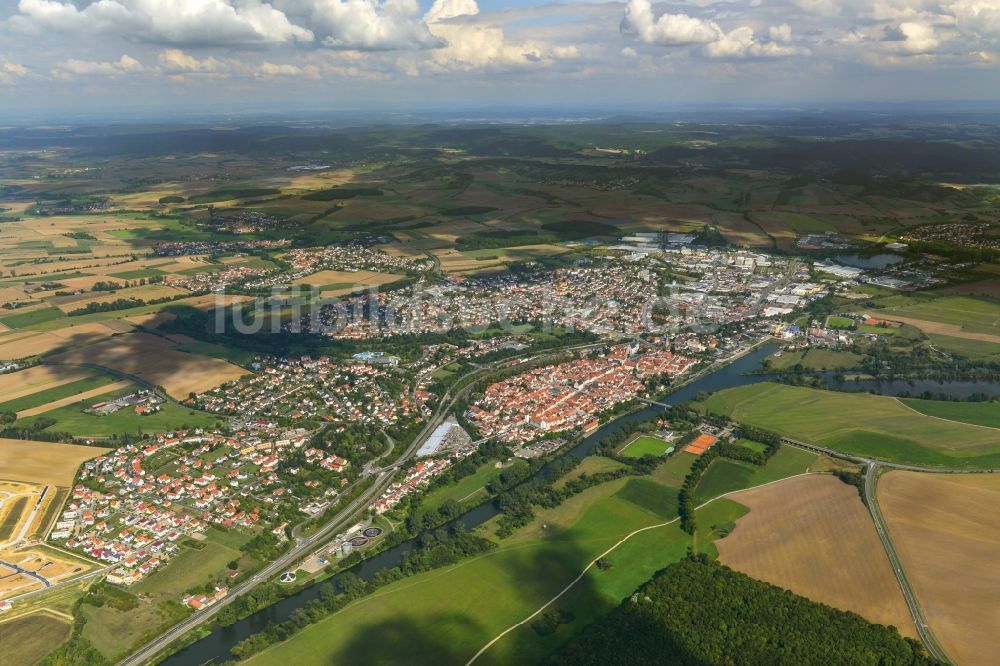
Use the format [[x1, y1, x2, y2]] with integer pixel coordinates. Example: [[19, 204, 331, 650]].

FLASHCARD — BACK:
[[119, 340, 607, 666]]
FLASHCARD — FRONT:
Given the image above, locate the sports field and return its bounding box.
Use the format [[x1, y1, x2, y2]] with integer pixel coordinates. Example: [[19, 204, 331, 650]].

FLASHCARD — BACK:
[[618, 435, 673, 459], [717, 474, 917, 637], [701, 383, 1000, 468], [879, 471, 1000, 665]]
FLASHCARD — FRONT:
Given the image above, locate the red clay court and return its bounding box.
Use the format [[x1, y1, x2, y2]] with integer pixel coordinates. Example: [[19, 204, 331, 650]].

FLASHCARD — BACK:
[[683, 433, 719, 456]]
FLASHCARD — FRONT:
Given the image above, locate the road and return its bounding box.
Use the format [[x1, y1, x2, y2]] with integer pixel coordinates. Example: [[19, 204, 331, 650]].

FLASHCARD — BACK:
[[119, 340, 607, 666], [777, 435, 996, 664], [863, 462, 949, 663]]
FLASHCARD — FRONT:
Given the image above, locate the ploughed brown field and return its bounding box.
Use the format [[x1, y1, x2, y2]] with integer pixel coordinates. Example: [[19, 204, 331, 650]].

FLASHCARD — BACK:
[[717, 474, 917, 638], [879, 471, 1000, 666]]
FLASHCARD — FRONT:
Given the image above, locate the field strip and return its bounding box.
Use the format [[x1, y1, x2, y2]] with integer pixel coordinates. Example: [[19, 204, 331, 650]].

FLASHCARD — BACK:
[[873, 313, 1000, 343], [0, 370, 95, 402], [893, 398, 1000, 432], [465, 472, 815, 665], [15, 379, 132, 418]]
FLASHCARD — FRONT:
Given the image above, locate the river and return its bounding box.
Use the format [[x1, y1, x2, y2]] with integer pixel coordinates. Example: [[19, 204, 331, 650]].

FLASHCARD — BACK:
[[159, 342, 999, 664], [163, 342, 785, 665]]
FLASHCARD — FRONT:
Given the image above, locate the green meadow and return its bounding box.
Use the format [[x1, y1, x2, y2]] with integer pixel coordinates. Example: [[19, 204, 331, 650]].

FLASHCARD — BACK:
[[246, 446, 815, 666], [899, 398, 1000, 429], [701, 383, 1000, 468]]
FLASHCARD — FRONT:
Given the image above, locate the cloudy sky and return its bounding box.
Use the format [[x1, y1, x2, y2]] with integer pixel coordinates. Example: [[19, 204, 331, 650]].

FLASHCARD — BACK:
[[1, 0, 998, 118]]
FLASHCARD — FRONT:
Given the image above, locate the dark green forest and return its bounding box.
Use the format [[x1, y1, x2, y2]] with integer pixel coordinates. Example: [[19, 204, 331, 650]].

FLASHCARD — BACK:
[[551, 557, 935, 666]]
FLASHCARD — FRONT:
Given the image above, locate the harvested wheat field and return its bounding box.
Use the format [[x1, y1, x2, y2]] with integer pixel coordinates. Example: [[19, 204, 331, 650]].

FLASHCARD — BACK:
[[0, 365, 94, 400], [717, 474, 917, 637], [47, 332, 247, 397], [879, 471, 1000, 665], [0, 439, 109, 486]]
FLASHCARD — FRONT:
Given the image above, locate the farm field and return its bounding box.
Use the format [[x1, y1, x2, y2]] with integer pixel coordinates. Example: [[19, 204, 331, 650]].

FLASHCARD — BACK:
[[0, 373, 117, 414], [716, 474, 917, 637], [0, 438, 108, 486], [0, 612, 72, 665], [0, 365, 96, 400], [899, 398, 1000, 428], [878, 471, 1000, 666], [874, 296, 1000, 336], [927, 334, 1000, 360], [245, 475, 675, 666], [0, 321, 130, 360], [701, 383, 1000, 468], [291, 269, 403, 292], [553, 456, 628, 489], [15, 379, 132, 418], [618, 435, 673, 459], [692, 445, 818, 503], [46, 332, 248, 397]]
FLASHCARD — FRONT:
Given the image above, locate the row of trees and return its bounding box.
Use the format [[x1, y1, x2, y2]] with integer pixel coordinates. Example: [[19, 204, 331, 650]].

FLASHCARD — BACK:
[[678, 425, 781, 534]]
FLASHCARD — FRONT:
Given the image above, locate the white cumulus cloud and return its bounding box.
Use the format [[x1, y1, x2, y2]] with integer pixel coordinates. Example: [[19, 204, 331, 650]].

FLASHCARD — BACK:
[[12, 0, 313, 46], [285, 0, 442, 50], [52, 54, 145, 78], [423, 0, 577, 71], [620, 0, 720, 46]]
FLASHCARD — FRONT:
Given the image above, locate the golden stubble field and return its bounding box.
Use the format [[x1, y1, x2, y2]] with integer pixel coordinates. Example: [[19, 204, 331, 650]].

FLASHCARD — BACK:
[[879, 471, 1000, 666], [0, 438, 109, 486], [47, 331, 247, 397], [0, 365, 95, 399], [717, 474, 918, 638]]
